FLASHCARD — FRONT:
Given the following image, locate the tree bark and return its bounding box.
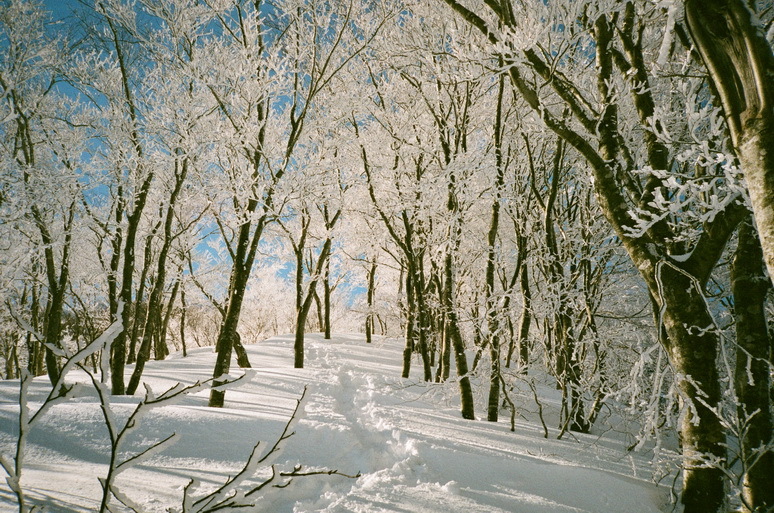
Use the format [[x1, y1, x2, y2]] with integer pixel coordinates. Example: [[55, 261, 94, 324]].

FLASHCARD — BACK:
[[37, 203, 75, 387], [443, 248, 475, 420], [366, 259, 377, 344], [128, 228, 157, 365], [516, 246, 531, 367], [210, 202, 269, 406], [179, 285, 188, 357], [157, 278, 178, 361], [233, 331, 251, 368], [684, 0, 774, 285], [324, 254, 332, 339], [650, 265, 727, 513], [731, 218, 774, 513], [402, 261, 416, 378], [209, 253, 251, 407], [414, 257, 433, 382], [485, 72, 506, 422], [294, 232, 337, 368]]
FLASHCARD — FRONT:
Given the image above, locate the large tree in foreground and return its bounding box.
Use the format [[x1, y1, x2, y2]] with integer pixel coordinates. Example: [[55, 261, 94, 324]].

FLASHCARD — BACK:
[[438, 1, 751, 511], [684, 0, 774, 287]]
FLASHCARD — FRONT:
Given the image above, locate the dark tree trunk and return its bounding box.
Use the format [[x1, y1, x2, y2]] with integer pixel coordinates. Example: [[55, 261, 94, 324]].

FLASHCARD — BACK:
[[31, 201, 76, 387], [209, 203, 268, 406], [414, 258, 433, 382], [485, 72, 506, 422], [208, 103, 271, 407], [128, 228, 157, 365], [402, 262, 416, 379], [366, 259, 377, 344], [435, 309, 448, 382], [443, 250, 475, 420], [107, 195, 123, 323], [233, 332, 251, 368], [324, 254, 331, 339], [313, 288, 324, 333], [516, 258, 532, 367], [655, 269, 727, 513], [209, 259, 250, 407], [731, 218, 774, 513], [156, 278, 179, 360], [294, 234, 336, 368], [111, 176, 152, 396], [126, 159, 186, 394], [503, 242, 527, 369], [179, 285, 188, 357]]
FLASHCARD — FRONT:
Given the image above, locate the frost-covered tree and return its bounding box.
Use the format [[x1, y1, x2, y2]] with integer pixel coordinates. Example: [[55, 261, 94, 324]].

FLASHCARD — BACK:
[[684, 0, 774, 288], [439, 1, 755, 511], [189, 0, 389, 407], [0, 0, 92, 385]]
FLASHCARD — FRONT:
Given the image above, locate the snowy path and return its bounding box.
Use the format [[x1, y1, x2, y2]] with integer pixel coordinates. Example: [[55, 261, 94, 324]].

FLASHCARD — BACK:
[[0, 334, 671, 512], [281, 336, 668, 513]]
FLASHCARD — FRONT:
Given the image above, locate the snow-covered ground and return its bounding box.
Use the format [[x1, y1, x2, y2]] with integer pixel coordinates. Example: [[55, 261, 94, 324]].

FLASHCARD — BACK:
[[0, 334, 672, 512]]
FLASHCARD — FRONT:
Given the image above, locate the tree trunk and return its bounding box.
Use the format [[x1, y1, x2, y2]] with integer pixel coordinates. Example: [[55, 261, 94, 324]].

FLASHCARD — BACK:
[[442, 250, 475, 419], [127, 160, 186, 393], [414, 260, 433, 382], [128, 229, 156, 364], [485, 70, 507, 421], [209, 267, 248, 407], [127, 306, 157, 395], [324, 253, 331, 339], [402, 262, 415, 379], [486, 336, 501, 422], [233, 331, 251, 368], [516, 260, 532, 367], [731, 218, 774, 513], [180, 285, 188, 357], [313, 288, 324, 333], [651, 266, 727, 513], [156, 278, 178, 361], [209, 224, 255, 407], [684, 0, 774, 285], [35, 202, 75, 387], [294, 235, 336, 368], [366, 259, 376, 344], [441, 313, 451, 382], [435, 310, 448, 382]]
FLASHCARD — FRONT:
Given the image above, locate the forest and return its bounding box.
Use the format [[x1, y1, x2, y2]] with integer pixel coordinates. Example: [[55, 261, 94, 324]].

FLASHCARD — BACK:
[[0, 0, 773, 512]]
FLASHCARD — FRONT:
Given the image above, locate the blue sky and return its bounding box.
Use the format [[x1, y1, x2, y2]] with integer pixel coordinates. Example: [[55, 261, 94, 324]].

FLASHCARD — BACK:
[[43, 0, 76, 21]]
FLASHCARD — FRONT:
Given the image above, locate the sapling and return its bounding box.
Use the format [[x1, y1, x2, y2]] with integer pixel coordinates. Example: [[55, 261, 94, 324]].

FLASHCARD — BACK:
[[83, 337, 256, 513], [179, 386, 361, 513], [0, 311, 123, 513]]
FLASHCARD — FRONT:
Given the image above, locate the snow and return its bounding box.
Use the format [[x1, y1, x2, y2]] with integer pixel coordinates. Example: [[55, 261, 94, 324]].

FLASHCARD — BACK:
[[1, 334, 671, 512]]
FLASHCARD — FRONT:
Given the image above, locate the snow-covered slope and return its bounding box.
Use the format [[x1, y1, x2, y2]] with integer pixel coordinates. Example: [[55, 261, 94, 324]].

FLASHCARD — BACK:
[[0, 334, 671, 512]]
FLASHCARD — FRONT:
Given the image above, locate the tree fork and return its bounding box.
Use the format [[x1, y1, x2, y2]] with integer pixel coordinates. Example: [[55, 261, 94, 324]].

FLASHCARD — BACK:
[[684, 0, 774, 285]]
